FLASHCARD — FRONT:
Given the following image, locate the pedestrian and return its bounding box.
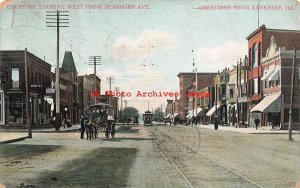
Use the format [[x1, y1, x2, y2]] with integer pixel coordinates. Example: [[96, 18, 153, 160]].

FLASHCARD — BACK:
[[51, 116, 56, 129], [214, 116, 219, 130], [254, 118, 260, 130], [62, 119, 66, 129], [80, 115, 85, 139]]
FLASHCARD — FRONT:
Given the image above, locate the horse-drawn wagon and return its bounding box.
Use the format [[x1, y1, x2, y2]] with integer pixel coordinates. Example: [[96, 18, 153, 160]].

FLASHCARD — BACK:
[[85, 103, 115, 139]]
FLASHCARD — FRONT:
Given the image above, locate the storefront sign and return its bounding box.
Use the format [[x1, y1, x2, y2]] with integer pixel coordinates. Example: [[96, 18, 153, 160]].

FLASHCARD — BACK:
[[46, 88, 55, 93]]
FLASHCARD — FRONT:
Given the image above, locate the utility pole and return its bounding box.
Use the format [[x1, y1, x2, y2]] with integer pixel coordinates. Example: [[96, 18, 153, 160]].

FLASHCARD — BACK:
[[89, 56, 101, 104], [106, 77, 114, 105], [46, 10, 69, 131], [288, 46, 296, 141], [124, 100, 127, 108], [192, 50, 198, 125], [25, 48, 32, 138]]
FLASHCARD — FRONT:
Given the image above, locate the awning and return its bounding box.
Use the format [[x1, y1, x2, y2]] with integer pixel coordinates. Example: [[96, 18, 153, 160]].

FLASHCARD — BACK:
[[227, 103, 237, 109], [164, 114, 171, 119], [193, 107, 203, 116], [250, 94, 281, 113], [186, 111, 193, 119], [261, 69, 275, 80], [171, 112, 179, 119], [44, 97, 54, 104], [206, 105, 220, 116], [268, 69, 279, 81]]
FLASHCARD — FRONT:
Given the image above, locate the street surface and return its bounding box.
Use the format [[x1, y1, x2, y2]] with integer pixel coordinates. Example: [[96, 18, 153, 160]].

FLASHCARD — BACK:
[[0, 124, 300, 188]]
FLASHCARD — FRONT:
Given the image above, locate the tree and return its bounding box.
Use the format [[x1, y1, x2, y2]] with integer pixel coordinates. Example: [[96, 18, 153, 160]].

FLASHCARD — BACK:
[[120, 107, 139, 121], [153, 107, 164, 121]]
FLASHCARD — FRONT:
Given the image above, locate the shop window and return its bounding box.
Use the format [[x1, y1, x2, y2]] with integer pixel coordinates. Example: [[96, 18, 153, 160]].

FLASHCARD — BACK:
[[9, 97, 23, 123], [11, 68, 19, 88]]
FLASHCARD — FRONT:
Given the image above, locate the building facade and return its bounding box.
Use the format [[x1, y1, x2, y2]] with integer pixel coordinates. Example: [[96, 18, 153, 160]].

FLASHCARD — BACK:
[[78, 74, 101, 117], [250, 36, 300, 130], [0, 50, 52, 127], [246, 25, 300, 127]]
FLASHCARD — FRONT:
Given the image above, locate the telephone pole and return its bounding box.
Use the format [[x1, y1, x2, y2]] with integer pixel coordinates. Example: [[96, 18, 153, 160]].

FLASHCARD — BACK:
[[89, 56, 101, 104], [106, 77, 115, 105], [288, 46, 296, 141], [46, 10, 69, 131], [25, 48, 32, 138]]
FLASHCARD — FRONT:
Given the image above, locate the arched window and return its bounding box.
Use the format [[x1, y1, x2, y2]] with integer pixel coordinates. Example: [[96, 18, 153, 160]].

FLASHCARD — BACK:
[[252, 43, 258, 68]]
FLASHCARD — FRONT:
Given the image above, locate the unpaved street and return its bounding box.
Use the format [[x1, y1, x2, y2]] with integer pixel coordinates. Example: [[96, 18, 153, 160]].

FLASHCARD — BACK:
[[0, 125, 300, 188]]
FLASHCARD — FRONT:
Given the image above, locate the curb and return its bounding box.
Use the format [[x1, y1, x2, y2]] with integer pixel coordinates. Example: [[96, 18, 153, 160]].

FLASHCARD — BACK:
[[0, 136, 29, 145]]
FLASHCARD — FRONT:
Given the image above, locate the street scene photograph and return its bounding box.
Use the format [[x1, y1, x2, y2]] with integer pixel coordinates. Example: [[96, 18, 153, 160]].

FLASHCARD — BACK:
[[0, 0, 300, 187]]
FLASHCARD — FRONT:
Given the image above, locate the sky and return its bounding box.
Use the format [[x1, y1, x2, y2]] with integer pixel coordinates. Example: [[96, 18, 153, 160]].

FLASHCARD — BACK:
[[1, 0, 300, 113]]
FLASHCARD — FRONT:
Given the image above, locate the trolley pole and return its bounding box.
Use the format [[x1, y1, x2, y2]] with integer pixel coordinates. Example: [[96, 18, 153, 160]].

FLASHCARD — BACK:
[[46, 10, 69, 131], [89, 56, 101, 104]]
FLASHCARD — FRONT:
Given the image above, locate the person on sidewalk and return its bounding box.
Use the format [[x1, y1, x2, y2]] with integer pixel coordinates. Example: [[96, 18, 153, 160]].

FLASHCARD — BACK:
[[80, 115, 85, 139], [254, 118, 260, 130], [214, 116, 219, 130]]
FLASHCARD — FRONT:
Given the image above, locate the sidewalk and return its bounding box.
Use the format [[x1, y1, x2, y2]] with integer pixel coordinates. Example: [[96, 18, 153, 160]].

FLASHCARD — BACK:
[[0, 124, 80, 144], [197, 124, 300, 134]]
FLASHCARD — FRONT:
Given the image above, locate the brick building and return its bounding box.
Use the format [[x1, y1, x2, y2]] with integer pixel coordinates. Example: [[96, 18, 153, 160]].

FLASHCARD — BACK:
[[177, 72, 217, 123], [0, 50, 51, 127], [246, 25, 300, 127], [77, 74, 101, 117], [250, 36, 300, 130]]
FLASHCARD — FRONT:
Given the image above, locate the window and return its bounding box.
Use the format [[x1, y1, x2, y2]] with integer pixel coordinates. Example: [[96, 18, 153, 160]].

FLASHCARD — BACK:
[[252, 78, 258, 94], [252, 44, 258, 68], [11, 68, 19, 88], [229, 89, 234, 98]]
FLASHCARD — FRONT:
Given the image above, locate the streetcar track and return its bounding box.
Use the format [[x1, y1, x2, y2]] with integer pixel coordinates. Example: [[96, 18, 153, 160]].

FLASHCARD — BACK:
[[150, 131, 194, 188], [149, 125, 264, 188]]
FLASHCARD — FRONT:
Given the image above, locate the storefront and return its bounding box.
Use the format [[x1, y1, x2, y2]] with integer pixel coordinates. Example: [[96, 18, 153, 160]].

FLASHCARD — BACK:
[[0, 90, 5, 125]]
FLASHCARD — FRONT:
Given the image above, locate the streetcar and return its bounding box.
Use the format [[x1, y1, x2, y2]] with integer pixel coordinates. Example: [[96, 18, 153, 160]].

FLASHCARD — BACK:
[[143, 111, 153, 126], [85, 103, 116, 139]]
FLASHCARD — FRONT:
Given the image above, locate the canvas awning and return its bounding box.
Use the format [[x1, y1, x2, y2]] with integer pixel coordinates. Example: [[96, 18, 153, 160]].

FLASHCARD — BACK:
[[186, 111, 193, 119], [268, 69, 279, 81], [171, 112, 179, 119], [193, 107, 203, 116], [261, 69, 275, 80], [206, 105, 220, 116], [250, 94, 281, 113], [164, 114, 171, 119], [173, 112, 179, 118]]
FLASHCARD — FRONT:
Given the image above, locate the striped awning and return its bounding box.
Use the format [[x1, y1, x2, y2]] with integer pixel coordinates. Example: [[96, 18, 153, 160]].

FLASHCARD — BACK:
[[250, 94, 281, 113], [206, 105, 220, 116]]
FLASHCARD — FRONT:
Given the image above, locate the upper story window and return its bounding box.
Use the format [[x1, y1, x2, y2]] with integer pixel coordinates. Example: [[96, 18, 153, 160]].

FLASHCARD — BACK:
[[11, 68, 19, 89], [229, 89, 234, 98], [252, 78, 258, 94], [252, 43, 258, 68]]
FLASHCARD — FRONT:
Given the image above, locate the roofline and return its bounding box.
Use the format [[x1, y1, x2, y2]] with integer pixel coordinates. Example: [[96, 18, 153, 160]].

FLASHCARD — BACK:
[[0, 50, 51, 67], [246, 25, 300, 40], [246, 25, 266, 40], [177, 72, 218, 77]]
